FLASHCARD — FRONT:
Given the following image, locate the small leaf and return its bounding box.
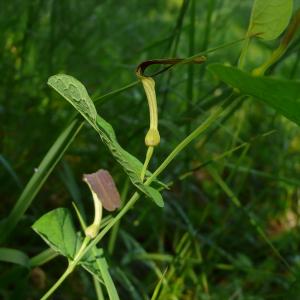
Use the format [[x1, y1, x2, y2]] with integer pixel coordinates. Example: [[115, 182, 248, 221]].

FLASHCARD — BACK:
[[83, 169, 121, 212], [32, 208, 80, 258], [208, 63, 300, 127], [144, 186, 164, 208], [248, 0, 293, 40]]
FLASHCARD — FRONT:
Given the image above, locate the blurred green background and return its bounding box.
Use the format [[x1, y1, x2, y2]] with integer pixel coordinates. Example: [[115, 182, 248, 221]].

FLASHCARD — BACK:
[[1, 0, 300, 299]]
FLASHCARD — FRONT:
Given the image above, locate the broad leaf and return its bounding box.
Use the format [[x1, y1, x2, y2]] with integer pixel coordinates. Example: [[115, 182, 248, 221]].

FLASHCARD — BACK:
[[208, 63, 300, 127], [48, 75, 164, 207], [248, 0, 293, 40], [32, 208, 80, 258]]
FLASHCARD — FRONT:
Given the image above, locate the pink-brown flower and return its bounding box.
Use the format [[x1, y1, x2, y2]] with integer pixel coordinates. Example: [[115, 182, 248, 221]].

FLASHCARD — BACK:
[[83, 169, 121, 212]]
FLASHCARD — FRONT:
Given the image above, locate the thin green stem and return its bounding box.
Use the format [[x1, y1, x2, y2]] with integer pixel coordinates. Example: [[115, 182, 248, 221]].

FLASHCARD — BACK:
[[108, 179, 129, 255], [93, 274, 105, 300], [177, 37, 246, 67], [141, 146, 154, 181], [93, 81, 139, 104], [185, 0, 196, 171], [73, 236, 91, 262], [40, 265, 73, 300], [40, 236, 91, 300], [238, 37, 250, 69]]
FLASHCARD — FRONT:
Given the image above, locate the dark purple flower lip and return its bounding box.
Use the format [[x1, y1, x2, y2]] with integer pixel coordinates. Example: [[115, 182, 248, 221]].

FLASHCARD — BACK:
[[136, 56, 206, 78], [83, 169, 121, 212]]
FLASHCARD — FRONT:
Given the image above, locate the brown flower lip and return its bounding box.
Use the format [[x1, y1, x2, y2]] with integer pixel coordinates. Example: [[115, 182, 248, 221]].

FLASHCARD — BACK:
[[136, 56, 206, 78], [83, 169, 121, 212]]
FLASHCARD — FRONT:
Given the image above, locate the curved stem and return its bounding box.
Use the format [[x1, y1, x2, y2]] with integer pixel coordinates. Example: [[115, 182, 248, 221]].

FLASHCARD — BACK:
[[238, 37, 250, 69], [40, 266, 73, 300], [140, 146, 154, 181], [40, 236, 91, 300]]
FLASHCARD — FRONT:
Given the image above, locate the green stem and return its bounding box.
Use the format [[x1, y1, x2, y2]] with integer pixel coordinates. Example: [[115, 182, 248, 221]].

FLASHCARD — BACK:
[[108, 179, 129, 255], [238, 37, 250, 69], [93, 274, 105, 300], [73, 236, 91, 262], [140, 146, 154, 181], [40, 236, 91, 300], [40, 265, 73, 300], [180, 37, 246, 66], [93, 81, 139, 104]]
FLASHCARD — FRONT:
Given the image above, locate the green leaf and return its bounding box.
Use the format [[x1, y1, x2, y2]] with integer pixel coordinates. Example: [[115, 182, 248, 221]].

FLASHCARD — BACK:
[[48, 74, 164, 207], [81, 247, 120, 300], [0, 248, 30, 268], [143, 186, 164, 207], [32, 208, 80, 258], [208, 63, 300, 127], [248, 0, 293, 40], [48, 75, 98, 129]]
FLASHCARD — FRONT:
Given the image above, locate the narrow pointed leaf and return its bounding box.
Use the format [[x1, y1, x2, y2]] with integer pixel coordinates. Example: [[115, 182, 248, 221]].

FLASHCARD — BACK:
[[81, 248, 120, 300]]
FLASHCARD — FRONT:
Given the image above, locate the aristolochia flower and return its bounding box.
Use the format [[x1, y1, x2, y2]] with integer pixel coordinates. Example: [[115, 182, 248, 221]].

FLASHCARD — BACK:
[[83, 169, 121, 238]]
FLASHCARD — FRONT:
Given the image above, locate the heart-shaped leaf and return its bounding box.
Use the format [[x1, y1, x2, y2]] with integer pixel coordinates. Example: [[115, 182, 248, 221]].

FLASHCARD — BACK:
[[32, 208, 80, 258]]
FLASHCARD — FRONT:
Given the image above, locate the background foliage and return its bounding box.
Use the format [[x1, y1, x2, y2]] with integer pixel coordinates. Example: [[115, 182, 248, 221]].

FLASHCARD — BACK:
[[1, 0, 300, 299]]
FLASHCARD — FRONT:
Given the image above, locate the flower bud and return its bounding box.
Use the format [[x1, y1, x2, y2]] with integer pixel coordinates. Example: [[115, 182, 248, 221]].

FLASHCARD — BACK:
[[145, 128, 160, 146]]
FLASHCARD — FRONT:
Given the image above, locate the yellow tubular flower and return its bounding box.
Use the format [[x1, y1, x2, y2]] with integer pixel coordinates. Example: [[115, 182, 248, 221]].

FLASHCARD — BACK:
[[140, 76, 160, 147]]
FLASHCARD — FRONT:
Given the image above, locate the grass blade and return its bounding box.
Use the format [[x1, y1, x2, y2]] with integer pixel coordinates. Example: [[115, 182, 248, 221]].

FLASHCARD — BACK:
[[0, 118, 83, 243]]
